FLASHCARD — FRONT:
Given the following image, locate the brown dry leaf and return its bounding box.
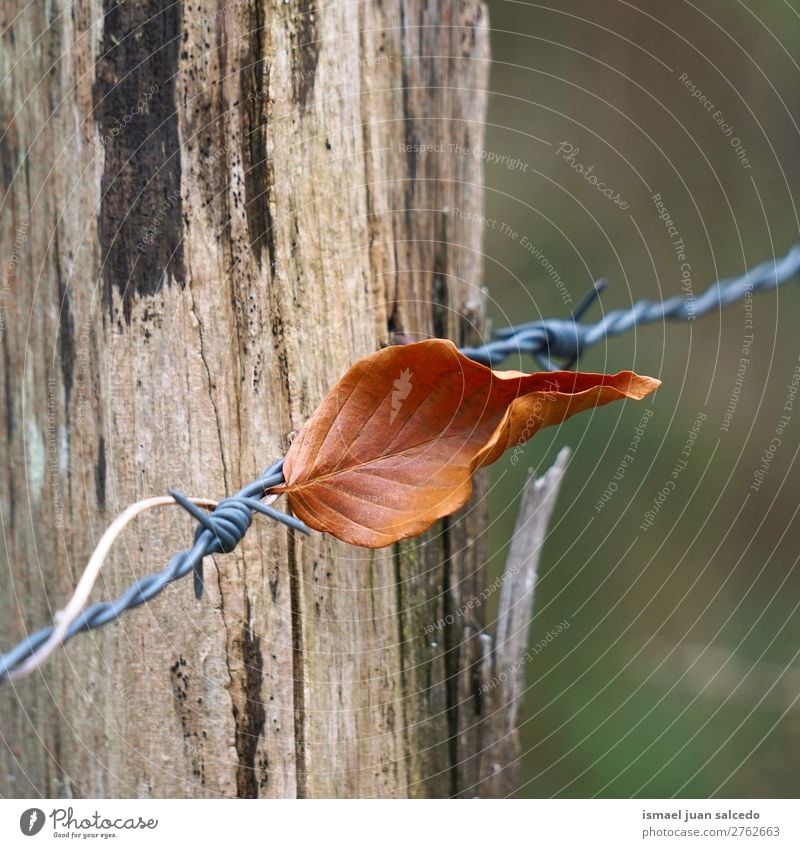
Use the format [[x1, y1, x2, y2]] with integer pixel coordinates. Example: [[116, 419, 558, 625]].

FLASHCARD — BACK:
[[272, 339, 660, 547]]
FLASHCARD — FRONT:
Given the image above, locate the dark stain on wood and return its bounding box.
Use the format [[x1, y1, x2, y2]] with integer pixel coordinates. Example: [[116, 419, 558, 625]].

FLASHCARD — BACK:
[[292, 0, 319, 112], [234, 601, 266, 797], [170, 655, 207, 786], [2, 332, 13, 441], [287, 529, 307, 798], [431, 239, 449, 341], [93, 0, 185, 322], [440, 517, 461, 798], [53, 223, 75, 408], [94, 435, 106, 510], [239, 0, 275, 271], [0, 122, 18, 200], [2, 332, 14, 527]]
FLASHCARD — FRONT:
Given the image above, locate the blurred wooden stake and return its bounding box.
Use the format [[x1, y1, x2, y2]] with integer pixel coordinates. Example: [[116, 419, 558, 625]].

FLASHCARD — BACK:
[[479, 447, 571, 797]]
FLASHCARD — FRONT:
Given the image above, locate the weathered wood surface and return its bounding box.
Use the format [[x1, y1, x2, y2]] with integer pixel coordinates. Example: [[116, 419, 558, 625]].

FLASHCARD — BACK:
[[0, 0, 501, 797], [479, 448, 571, 797]]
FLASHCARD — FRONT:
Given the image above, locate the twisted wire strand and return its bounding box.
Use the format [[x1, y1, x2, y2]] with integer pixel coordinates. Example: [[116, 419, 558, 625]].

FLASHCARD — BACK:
[[0, 460, 306, 680], [2, 244, 799, 681], [461, 244, 800, 370]]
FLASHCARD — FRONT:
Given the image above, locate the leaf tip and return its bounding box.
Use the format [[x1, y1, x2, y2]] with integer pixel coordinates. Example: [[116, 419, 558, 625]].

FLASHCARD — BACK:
[[626, 373, 662, 400]]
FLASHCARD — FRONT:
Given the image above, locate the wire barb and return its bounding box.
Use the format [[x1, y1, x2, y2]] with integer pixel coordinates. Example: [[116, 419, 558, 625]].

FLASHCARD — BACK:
[[0, 460, 306, 681], [462, 243, 800, 370], [2, 244, 799, 682]]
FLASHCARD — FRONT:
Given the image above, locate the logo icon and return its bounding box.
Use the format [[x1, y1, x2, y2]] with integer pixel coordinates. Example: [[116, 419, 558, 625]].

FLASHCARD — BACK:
[[20, 808, 45, 836], [390, 368, 413, 424]]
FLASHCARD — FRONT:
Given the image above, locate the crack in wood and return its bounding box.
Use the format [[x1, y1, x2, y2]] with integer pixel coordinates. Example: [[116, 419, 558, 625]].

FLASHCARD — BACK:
[[287, 528, 307, 798]]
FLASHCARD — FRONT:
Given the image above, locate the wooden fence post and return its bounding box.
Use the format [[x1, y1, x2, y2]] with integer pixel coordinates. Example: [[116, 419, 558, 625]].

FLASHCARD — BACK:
[[0, 0, 528, 798]]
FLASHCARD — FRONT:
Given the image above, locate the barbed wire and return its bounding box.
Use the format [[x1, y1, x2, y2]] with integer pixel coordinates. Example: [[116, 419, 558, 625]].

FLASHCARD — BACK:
[[2, 244, 799, 682], [462, 243, 800, 371], [0, 460, 308, 681]]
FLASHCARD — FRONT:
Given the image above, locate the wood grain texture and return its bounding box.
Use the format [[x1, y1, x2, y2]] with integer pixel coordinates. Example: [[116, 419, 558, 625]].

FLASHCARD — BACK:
[[0, 0, 496, 797], [479, 448, 571, 797]]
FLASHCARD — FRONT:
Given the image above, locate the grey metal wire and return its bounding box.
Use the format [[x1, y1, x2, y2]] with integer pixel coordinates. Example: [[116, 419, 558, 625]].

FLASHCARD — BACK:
[[2, 243, 799, 681], [462, 244, 800, 371], [0, 459, 308, 680]]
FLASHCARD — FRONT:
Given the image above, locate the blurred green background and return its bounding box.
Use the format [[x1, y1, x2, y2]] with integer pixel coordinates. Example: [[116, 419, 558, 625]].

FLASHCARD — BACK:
[[483, 0, 800, 797]]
